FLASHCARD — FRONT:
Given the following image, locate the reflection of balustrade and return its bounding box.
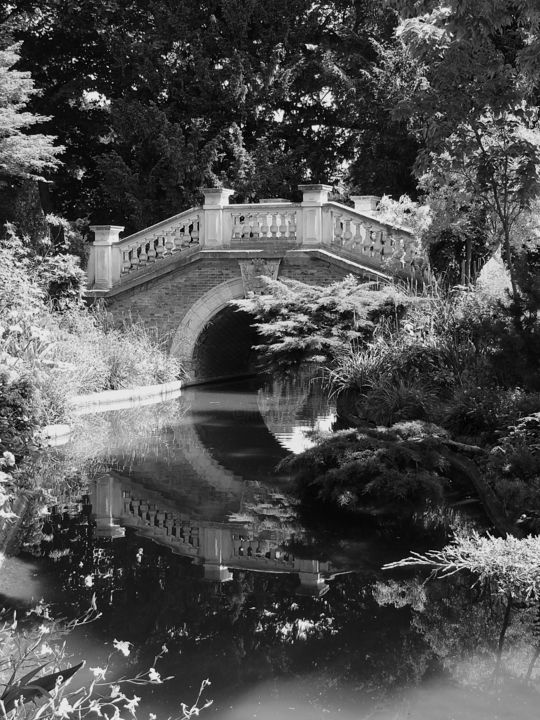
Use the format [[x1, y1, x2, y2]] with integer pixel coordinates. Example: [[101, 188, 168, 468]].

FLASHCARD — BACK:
[[90, 476, 337, 595]]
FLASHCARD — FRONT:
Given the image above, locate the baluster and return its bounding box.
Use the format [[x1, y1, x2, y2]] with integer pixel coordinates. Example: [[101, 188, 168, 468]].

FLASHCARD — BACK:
[[190, 219, 200, 244], [147, 237, 157, 262], [172, 230, 182, 251], [278, 213, 288, 237], [363, 225, 371, 256], [260, 213, 270, 238], [288, 212, 297, 237], [333, 215, 343, 246], [232, 215, 242, 241], [242, 218, 251, 239], [164, 232, 175, 255], [251, 215, 261, 239], [352, 222, 363, 251], [369, 229, 376, 257], [155, 236, 165, 260], [343, 219, 353, 247], [178, 227, 189, 247], [121, 246, 132, 274], [379, 231, 386, 259], [138, 241, 147, 266], [270, 213, 279, 237], [373, 229, 383, 260]]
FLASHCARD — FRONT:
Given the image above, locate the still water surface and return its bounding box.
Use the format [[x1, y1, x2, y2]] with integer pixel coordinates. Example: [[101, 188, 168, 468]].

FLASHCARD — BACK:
[[1, 377, 539, 719]]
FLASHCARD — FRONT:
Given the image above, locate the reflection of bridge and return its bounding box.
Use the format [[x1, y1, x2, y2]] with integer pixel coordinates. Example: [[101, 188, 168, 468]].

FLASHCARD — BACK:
[[87, 185, 415, 381], [91, 474, 338, 596]]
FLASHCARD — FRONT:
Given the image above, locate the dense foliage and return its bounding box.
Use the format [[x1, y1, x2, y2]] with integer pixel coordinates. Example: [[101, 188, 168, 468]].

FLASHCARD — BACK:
[[233, 275, 407, 371], [0, 0, 418, 234]]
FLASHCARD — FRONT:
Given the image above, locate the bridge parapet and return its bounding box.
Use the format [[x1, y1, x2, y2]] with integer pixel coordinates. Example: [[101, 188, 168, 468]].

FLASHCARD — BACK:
[[88, 185, 416, 291]]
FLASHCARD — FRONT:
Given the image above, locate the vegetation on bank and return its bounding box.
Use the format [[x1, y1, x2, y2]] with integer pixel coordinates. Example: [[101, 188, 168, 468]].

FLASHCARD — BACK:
[[0, 227, 183, 544]]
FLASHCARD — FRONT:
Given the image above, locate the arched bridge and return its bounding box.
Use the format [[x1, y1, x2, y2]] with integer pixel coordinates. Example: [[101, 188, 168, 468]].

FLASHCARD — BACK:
[[87, 185, 416, 381]]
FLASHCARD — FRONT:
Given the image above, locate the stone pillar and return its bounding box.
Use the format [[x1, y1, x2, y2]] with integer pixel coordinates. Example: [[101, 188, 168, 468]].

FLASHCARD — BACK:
[[298, 184, 332, 245], [350, 195, 381, 213], [294, 558, 329, 597], [90, 475, 125, 539], [201, 188, 235, 248], [89, 225, 124, 290], [199, 525, 234, 582]]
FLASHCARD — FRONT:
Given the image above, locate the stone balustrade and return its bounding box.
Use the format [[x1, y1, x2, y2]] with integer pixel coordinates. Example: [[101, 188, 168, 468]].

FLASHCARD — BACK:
[[88, 185, 416, 290], [228, 204, 299, 245], [324, 202, 415, 266]]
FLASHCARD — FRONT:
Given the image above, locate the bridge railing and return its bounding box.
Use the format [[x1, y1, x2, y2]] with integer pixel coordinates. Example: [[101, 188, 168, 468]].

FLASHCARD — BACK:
[[88, 185, 415, 290]]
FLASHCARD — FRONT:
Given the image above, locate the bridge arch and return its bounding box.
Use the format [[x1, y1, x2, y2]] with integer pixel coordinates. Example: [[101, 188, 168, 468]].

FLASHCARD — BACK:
[[170, 277, 257, 378]]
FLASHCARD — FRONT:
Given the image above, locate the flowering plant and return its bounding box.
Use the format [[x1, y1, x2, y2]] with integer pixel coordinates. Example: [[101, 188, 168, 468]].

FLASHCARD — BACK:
[[0, 601, 212, 720]]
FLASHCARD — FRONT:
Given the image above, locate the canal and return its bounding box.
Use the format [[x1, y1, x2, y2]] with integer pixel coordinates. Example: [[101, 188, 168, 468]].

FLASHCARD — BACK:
[[1, 376, 538, 719]]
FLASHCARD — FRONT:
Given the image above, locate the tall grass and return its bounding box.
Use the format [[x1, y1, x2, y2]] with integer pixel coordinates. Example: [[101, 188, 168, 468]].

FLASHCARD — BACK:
[[34, 307, 186, 424]]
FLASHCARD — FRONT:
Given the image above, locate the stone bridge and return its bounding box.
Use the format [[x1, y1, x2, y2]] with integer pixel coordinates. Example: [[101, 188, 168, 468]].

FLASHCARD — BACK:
[[87, 185, 416, 381]]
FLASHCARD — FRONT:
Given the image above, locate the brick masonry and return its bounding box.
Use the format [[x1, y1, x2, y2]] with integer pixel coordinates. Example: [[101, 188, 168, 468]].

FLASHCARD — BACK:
[[105, 251, 375, 378]]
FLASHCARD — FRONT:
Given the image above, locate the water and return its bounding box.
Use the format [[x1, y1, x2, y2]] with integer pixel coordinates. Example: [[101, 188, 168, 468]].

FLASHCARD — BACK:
[[1, 376, 540, 719]]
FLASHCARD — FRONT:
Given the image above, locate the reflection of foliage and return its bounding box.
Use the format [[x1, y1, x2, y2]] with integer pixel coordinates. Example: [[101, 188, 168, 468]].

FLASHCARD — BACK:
[[257, 370, 336, 451], [486, 413, 540, 520], [372, 579, 427, 612], [67, 398, 189, 473]]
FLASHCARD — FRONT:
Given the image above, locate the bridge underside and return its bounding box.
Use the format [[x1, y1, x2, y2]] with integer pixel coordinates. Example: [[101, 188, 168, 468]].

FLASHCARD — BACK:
[[103, 248, 392, 383], [192, 306, 260, 381]]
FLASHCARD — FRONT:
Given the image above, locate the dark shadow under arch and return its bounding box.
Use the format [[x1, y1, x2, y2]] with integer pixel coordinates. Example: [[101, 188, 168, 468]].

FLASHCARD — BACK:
[[192, 306, 261, 381]]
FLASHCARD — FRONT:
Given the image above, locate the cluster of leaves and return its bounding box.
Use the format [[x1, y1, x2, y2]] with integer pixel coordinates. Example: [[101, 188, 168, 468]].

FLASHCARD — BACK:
[[486, 413, 540, 521], [232, 275, 407, 372], [279, 423, 450, 519]]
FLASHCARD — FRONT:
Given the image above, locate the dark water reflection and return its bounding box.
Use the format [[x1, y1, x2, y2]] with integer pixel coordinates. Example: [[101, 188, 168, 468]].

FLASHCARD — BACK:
[[2, 376, 540, 719]]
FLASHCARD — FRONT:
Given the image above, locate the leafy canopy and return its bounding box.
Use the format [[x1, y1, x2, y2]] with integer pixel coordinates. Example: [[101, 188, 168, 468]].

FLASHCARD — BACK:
[[0, 45, 61, 181]]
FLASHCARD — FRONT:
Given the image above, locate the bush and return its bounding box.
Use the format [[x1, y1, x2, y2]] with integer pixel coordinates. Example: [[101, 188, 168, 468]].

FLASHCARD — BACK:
[[279, 424, 448, 519]]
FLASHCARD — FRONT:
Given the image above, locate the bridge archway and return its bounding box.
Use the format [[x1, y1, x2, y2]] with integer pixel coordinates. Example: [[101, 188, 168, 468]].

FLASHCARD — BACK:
[[170, 278, 259, 380]]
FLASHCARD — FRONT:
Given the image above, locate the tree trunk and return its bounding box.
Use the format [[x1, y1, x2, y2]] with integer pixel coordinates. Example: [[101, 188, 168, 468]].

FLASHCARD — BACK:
[[441, 449, 521, 538]]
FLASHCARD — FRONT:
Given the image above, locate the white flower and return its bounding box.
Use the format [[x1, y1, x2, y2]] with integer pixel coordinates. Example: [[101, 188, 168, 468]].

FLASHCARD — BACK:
[[38, 624, 51, 635], [161, 644, 168, 654], [110, 685, 121, 698], [2, 451, 15, 467], [89, 700, 103, 716], [90, 666, 107, 680], [123, 695, 140, 716], [55, 698, 73, 718], [149, 714, 157, 720], [113, 639, 131, 657], [39, 642, 53, 656], [84, 575, 94, 587], [148, 668, 161, 683]]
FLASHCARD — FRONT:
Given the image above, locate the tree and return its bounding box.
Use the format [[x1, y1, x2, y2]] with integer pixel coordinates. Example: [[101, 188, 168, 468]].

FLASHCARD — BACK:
[[391, 1, 540, 296], [0, 44, 61, 183], [4, 0, 418, 231]]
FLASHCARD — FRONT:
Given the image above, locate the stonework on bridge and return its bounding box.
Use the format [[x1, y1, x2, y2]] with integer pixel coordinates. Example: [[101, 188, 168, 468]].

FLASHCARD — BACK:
[[87, 185, 416, 381]]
